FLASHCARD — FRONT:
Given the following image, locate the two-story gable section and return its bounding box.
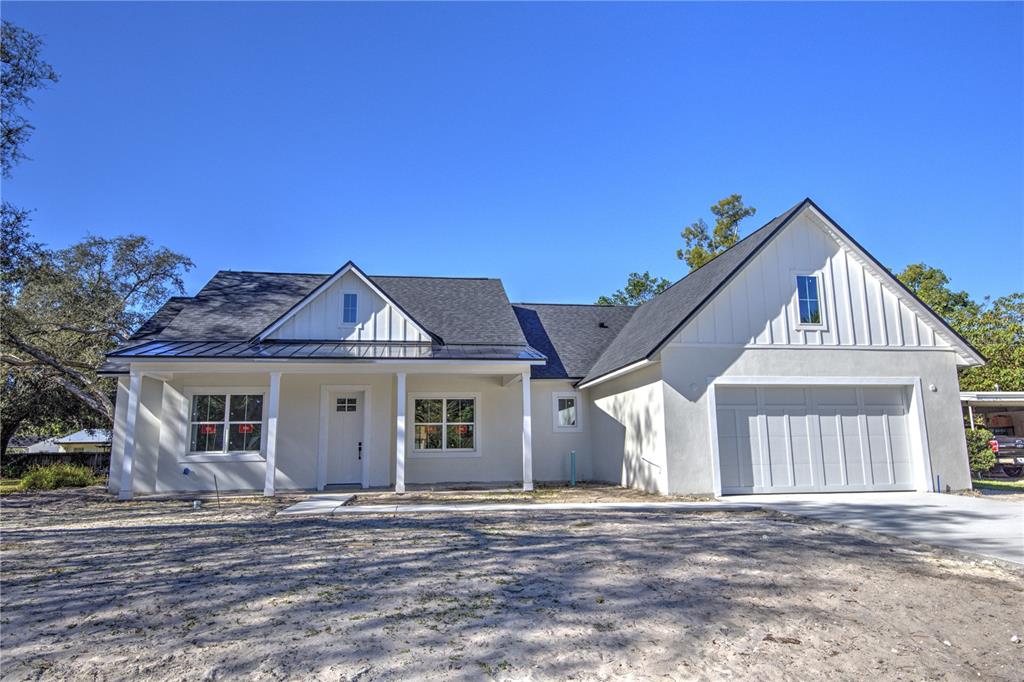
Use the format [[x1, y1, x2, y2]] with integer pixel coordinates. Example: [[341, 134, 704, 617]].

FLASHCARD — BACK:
[[670, 207, 970, 360]]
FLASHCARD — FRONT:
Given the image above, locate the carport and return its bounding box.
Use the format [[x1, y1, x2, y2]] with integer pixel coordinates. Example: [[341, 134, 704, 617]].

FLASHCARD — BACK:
[[961, 391, 1024, 434]]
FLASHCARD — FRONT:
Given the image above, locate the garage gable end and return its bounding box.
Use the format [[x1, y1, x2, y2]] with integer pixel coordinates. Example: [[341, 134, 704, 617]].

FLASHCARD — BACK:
[[669, 204, 983, 365]]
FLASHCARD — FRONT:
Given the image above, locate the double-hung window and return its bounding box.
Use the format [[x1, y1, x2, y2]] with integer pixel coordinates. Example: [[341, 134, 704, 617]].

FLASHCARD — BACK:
[[342, 293, 358, 324], [795, 274, 825, 327], [413, 397, 476, 453], [188, 392, 264, 454]]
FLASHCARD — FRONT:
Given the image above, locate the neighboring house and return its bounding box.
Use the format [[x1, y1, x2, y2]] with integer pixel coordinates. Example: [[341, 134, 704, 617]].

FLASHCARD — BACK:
[[100, 199, 983, 499], [25, 429, 113, 454], [5, 435, 47, 454]]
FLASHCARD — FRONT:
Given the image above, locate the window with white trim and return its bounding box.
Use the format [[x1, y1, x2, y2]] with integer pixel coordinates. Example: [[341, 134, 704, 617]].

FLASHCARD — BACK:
[[795, 274, 825, 327], [342, 293, 358, 324], [189, 393, 264, 454], [413, 397, 476, 451], [552, 392, 582, 432]]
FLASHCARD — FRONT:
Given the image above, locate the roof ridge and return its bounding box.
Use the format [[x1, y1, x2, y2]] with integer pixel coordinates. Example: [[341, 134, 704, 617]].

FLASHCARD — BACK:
[[370, 274, 499, 281], [513, 302, 637, 309]]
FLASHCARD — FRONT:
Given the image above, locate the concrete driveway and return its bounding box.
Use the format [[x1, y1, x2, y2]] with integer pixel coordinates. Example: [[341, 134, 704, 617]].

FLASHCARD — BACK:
[[739, 492, 1024, 565]]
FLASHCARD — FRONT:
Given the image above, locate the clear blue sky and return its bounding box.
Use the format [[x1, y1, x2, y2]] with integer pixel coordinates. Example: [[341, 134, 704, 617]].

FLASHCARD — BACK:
[[5, 1, 1022, 304]]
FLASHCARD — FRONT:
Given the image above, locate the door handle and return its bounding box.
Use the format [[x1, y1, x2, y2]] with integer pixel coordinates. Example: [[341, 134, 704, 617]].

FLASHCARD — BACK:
[[358, 441, 363, 460]]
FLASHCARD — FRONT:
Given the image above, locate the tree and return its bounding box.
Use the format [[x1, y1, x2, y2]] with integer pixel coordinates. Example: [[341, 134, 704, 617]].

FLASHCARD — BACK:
[[1, 19, 59, 177], [964, 427, 996, 477], [896, 263, 1023, 392], [677, 194, 757, 270], [2, 224, 193, 442], [597, 271, 671, 306]]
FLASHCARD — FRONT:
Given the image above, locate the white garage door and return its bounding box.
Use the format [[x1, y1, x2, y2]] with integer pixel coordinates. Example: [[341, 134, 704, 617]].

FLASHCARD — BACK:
[[715, 385, 917, 494]]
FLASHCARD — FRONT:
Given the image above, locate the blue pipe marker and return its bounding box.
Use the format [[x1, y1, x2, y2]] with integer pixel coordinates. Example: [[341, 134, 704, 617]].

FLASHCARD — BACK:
[[570, 450, 577, 487]]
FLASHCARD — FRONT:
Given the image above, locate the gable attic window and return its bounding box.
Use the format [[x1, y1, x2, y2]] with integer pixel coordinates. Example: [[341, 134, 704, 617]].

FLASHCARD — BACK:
[[795, 274, 825, 328], [342, 293, 358, 324]]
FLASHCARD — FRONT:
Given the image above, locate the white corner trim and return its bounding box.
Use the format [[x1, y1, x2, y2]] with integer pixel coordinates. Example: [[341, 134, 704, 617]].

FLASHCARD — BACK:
[[318, 384, 373, 490], [551, 391, 582, 432], [577, 359, 655, 390]]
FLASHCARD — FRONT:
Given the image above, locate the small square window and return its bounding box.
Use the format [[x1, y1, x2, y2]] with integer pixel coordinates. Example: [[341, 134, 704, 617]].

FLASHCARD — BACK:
[[553, 393, 581, 431], [342, 293, 358, 324], [796, 275, 823, 326], [336, 397, 358, 412]]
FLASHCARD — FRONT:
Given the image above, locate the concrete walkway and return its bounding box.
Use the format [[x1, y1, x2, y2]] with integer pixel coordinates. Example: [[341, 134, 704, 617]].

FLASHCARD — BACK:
[[277, 499, 760, 517], [741, 492, 1024, 565]]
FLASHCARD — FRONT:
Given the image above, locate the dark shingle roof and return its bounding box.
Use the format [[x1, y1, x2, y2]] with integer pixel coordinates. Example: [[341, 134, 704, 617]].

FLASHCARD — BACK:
[[126, 271, 528, 347], [513, 304, 636, 379], [581, 199, 810, 384], [128, 297, 191, 340], [372, 276, 527, 346]]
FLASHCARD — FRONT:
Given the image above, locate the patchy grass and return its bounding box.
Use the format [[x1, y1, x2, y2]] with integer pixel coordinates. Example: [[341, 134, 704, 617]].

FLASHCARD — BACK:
[[0, 478, 22, 495], [973, 478, 1024, 492]]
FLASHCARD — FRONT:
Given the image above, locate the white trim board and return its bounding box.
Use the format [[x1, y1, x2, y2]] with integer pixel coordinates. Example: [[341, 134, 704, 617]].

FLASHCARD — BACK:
[[318, 384, 373, 490]]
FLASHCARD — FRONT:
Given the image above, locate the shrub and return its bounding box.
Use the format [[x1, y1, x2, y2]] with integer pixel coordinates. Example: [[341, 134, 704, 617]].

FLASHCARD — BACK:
[[19, 463, 98, 491], [964, 428, 996, 476]]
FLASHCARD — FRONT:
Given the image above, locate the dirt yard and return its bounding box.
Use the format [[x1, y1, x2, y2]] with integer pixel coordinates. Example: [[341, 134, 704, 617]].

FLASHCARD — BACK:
[[1, 487, 1021, 681]]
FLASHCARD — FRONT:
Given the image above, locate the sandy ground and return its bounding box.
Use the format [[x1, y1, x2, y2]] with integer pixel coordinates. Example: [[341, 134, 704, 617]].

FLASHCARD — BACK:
[[350, 483, 712, 506], [1, 487, 1022, 681]]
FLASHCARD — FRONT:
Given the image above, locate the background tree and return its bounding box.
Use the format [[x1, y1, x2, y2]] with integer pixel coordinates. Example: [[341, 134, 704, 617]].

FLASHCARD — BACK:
[[1, 221, 193, 452], [2, 19, 59, 176], [596, 271, 671, 306], [677, 194, 757, 269], [896, 264, 1022, 392]]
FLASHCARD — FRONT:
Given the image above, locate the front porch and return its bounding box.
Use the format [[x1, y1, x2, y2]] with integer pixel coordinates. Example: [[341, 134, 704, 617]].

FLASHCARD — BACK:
[[109, 362, 539, 499]]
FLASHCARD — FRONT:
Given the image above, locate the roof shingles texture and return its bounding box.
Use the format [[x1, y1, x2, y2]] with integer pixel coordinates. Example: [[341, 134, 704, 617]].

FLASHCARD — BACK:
[[133, 272, 527, 346], [513, 304, 635, 379]]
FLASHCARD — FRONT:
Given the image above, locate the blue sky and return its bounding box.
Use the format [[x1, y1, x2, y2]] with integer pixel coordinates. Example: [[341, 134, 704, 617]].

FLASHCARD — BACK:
[[4, 1, 1022, 304]]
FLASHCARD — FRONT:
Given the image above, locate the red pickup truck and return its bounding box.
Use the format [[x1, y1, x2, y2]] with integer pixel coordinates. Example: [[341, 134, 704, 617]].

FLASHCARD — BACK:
[[989, 436, 1024, 478]]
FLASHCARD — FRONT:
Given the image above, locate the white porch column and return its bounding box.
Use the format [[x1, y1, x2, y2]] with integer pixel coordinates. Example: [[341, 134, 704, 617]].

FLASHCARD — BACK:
[[395, 372, 407, 493], [522, 370, 534, 492], [117, 370, 142, 500], [263, 371, 282, 497], [967, 404, 976, 430]]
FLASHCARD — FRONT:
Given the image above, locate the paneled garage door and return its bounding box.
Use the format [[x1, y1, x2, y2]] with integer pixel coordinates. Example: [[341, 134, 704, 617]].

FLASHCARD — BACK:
[[715, 385, 917, 494]]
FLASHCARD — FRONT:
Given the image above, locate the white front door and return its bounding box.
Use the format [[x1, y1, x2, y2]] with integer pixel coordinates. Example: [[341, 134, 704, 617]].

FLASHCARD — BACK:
[[327, 391, 364, 485]]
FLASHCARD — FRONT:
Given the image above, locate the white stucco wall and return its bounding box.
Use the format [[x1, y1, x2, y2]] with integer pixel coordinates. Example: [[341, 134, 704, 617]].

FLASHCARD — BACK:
[[659, 345, 971, 494], [529, 380, 592, 483], [587, 363, 669, 494]]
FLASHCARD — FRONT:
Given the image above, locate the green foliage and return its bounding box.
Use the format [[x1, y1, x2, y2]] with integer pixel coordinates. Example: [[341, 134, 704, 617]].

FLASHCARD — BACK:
[[597, 271, 671, 306], [1, 20, 59, 177], [19, 463, 98, 491], [896, 264, 1023, 391], [964, 428, 996, 476], [677, 194, 757, 270]]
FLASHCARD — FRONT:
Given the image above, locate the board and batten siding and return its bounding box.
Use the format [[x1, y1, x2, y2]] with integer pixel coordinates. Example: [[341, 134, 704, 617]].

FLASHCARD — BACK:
[[672, 214, 951, 350], [267, 271, 428, 342]]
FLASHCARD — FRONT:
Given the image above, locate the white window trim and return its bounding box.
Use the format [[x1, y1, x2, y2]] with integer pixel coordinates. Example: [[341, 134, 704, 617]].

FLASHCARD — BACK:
[[552, 391, 582, 432], [792, 270, 828, 331], [180, 386, 268, 462], [407, 392, 482, 459]]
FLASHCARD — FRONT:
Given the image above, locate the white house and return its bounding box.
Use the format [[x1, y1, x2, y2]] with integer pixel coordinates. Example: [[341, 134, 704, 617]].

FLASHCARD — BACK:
[[100, 199, 983, 499]]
